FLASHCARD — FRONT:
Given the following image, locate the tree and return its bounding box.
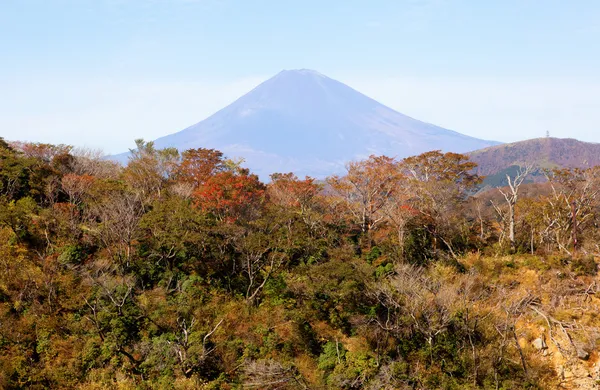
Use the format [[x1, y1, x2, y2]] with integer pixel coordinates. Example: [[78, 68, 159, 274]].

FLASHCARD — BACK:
[[243, 359, 307, 389], [381, 179, 415, 256], [327, 155, 399, 247], [193, 169, 265, 223], [70, 147, 120, 179], [490, 165, 533, 252], [123, 139, 180, 203], [541, 167, 600, 254], [268, 173, 320, 215], [170, 316, 224, 378], [229, 218, 287, 303], [373, 264, 458, 361], [176, 148, 227, 187], [0, 197, 37, 243], [268, 173, 323, 230], [0, 139, 36, 200], [87, 185, 144, 266], [138, 195, 210, 275], [401, 151, 479, 189], [399, 151, 481, 258], [61, 173, 96, 206], [10, 141, 72, 164]]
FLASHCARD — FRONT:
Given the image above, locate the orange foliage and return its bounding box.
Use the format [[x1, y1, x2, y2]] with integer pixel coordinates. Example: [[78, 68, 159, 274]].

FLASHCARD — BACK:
[[61, 174, 96, 204], [193, 170, 265, 222], [176, 148, 226, 187], [268, 172, 320, 211]]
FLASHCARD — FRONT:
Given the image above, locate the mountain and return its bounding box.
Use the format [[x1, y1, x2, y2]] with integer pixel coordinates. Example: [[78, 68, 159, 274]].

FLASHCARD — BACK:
[[469, 137, 600, 177], [114, 69, 499, 178], [467, 137, 600, 189]]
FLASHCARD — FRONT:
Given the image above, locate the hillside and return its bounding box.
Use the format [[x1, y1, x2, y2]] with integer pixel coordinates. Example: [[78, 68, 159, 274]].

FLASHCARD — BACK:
[[469, 137, 600, 178], [4, 139, 600, 388], [113, 69, 499, 178]]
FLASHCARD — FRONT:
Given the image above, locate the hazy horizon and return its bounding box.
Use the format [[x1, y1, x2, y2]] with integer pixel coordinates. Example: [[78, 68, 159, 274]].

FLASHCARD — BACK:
[[2, 1, 600, 153]]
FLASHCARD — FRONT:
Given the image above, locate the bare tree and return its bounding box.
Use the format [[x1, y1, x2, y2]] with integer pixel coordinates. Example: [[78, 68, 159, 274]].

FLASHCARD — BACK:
[[71, 147, 121, 179], [372, 264, 459, 364], [170, 316, 224, 378], [491, 165, 533, 251], [87, 189, 145, 266], [499, 291, 540, 381], [229, 223, 287, 304], [541, 167, 600, 254]]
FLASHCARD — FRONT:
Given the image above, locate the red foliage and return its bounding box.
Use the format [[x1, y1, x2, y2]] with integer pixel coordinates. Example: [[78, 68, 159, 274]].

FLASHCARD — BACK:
[[193, 171, 265, 222]]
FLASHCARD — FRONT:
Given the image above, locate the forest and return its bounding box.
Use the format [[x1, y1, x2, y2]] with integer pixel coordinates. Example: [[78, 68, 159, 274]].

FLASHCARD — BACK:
[[1, 137, 600, 389]]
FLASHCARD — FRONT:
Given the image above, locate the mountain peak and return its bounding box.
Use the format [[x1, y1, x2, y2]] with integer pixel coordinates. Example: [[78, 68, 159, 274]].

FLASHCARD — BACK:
[[116, 70, 500, 178], [277, 68, 325, 77], [267, 69, 330, 88]]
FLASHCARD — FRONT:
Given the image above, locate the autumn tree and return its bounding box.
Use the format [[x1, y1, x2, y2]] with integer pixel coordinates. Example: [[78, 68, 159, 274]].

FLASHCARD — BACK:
[[122, 139, 180, 203], [268, 173, 320, 215], [243, 359, 307, 389], [0, 197, 37, 243], [399, 151, 481, 258], [193, 168, 265, 223], [175, 148, 227, 187], [0, 139, 34, 200], [381, 177, 415, 256], [10, 141, 72, 164], [327, 155, 399, 247], [138, 194, 210, 276], [268, 172, 325, 235], [61, 173, 96, 207], [518, 197, 547, 254], [373, 264, 458, 358]]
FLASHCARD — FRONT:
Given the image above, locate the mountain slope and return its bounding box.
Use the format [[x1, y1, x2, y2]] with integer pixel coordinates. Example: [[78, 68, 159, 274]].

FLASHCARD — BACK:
[[115, 69, 499, 178], [468, 137, 600, 178]]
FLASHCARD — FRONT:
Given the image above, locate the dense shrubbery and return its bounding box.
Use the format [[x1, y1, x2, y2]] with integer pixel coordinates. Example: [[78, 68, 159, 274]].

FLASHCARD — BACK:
[[0, 138, 599, 389]]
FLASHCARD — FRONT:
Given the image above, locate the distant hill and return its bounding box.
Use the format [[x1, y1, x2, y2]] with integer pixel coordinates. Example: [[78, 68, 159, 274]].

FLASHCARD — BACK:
[[112, 69, 499, 178], [468, 138, 600, 186]]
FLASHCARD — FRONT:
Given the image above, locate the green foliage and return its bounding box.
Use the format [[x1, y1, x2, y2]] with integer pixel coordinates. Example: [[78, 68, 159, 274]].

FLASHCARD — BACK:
[[318, 340, 345, 372], [0, 142, 34, 200], [375, 262, 394, 278], [570, 255, 598, 276], [0, 196, 37, 243], [365, 246, 381, 264], [58, 244, 89, 265], [404, 226, 435, 265], [262, 274, 292, 306]]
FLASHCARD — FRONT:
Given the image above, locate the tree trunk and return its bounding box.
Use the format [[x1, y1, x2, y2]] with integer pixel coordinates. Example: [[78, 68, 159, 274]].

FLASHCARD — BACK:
[[508, 204, 515, 252]]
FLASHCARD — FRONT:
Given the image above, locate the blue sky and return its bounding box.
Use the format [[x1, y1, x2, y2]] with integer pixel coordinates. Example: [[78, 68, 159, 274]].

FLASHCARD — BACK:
[[2, 0, 600, 153]]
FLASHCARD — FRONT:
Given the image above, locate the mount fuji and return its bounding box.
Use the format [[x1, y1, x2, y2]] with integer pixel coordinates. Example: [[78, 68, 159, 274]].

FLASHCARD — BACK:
[[114, 69, 499, 178]]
